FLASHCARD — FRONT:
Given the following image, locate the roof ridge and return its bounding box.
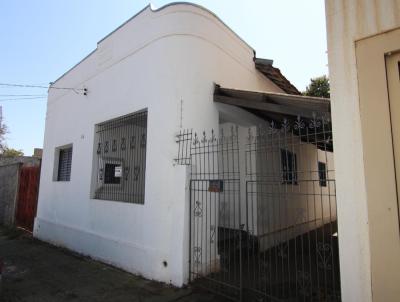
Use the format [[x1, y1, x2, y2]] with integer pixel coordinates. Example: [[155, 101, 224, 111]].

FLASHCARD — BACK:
[[254, 58, 301, 95]]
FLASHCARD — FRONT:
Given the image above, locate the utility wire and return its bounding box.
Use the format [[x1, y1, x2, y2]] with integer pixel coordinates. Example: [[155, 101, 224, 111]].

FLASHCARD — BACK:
[[0, 96, 47, 102], [0, 82, 85, 92], [0, 94, 47, 97], [0, 83, 49, 89]]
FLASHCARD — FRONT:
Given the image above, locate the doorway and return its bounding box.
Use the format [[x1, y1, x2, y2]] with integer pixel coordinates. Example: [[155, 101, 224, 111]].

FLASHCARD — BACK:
[[386, 51, 400, 221]]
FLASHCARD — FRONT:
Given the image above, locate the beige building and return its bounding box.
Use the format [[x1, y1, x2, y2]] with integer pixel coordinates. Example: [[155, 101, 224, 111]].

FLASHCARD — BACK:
[[325, 1, 400, 301]]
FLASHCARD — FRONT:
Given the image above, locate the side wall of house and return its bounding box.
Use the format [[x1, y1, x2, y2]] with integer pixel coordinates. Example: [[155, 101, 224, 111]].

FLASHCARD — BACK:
[[34, 4, 282, 286], [219, 117, 335, 251], [325, 1, 400, 301]]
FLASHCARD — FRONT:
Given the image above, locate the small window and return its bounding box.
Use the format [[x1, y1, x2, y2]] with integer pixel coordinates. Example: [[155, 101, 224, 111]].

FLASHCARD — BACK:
[[56, 146, 73, 181], [104, 163, 121, 184], [318, 161, 327, 187], [281, 149, 297, 185]]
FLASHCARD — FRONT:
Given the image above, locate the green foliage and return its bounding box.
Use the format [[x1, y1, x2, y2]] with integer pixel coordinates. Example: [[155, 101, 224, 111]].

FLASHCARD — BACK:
[[0, 119, 24, 157], [0, 122, 6, 152], [303, 75, 330, 98], [1, 147, 24, 157]]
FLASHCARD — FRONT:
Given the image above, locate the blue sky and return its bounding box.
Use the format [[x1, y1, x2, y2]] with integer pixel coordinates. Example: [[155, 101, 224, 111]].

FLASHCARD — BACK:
[[0, 0, 327, 155]]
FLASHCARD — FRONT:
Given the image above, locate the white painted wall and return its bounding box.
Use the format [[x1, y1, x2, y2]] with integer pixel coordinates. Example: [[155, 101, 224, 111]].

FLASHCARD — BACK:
[[220, 109, 335, 251], [35, 3, 283, 286]]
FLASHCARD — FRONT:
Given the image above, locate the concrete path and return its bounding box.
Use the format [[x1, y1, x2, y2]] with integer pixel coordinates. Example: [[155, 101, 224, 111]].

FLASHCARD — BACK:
[[0, 227, 228, 302]]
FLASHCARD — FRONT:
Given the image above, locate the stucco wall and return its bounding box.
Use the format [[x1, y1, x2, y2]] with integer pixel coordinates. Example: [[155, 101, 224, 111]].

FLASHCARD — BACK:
[[35, 3, 283, 286], [220, 114, 335, 246], [325, 1, 400, 301], [0, 163, 20, 226]]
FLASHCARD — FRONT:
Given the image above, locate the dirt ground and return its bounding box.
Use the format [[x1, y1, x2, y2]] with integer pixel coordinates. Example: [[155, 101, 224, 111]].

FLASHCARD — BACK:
[[0, 227, 228, 302]]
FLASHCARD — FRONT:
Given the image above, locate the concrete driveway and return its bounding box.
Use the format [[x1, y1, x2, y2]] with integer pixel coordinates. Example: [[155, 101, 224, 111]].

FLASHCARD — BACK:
[[0, 227, 228, 302]]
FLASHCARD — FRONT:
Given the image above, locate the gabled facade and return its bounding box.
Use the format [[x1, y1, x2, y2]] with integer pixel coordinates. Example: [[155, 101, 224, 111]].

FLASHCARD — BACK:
[[35, 3, 285, 286], [36, 4, 339, 300]]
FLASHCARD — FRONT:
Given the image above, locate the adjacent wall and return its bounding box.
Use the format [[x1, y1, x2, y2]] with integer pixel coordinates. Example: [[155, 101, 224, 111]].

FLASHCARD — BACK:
[[0, 163, 20, 226], [325, 1, 400, 301], [0, 157, 41, 226]]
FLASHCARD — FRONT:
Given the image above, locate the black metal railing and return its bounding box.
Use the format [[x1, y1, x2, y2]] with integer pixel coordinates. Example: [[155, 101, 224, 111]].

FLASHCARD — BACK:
[[176, 114, 341, 302]]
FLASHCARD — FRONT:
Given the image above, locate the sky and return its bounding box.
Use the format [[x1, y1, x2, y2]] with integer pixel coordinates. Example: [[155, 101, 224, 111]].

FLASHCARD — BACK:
[[0, 0, 327, 155]]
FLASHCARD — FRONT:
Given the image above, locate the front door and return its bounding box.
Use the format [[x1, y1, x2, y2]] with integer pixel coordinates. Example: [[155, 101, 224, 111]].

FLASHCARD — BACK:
[[386, 52, 400, 219]]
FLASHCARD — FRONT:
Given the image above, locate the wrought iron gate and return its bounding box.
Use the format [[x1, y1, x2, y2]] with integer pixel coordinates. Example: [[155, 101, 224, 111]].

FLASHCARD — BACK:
[[176, 114, 341, 302]]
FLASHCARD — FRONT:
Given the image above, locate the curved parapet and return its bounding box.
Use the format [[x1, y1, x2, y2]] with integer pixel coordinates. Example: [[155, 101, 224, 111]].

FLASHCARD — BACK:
[[99, 2, 254, 51], [51, 3, 256, 87]]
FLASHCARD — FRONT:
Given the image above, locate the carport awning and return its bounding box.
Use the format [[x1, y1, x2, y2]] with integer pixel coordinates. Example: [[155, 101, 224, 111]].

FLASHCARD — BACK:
[[214, 85, 330, 120], [214, 85, 333, 151]]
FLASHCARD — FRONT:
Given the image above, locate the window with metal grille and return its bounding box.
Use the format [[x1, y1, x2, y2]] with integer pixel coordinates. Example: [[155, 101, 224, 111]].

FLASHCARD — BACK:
[[92, 110, 147, 204], [318, 161, 327, 187], [57, 146, 73, 181], [281, 149, 297, 185]]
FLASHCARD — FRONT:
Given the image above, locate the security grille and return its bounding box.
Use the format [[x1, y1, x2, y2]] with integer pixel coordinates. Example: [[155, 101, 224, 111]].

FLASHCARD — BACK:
[[176, 114, 340, 302], [57, 146, 72, 181], [92, 110, 147, 204]]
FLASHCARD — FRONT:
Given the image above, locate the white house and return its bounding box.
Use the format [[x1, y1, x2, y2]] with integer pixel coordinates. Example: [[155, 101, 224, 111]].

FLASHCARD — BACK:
[[35, 3, 338, 300]]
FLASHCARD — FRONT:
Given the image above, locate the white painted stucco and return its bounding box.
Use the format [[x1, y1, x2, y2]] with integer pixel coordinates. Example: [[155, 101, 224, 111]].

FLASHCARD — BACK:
[[325, 1, 400, 301], [219, 115, 335, 252], [35, 3, 284, 286]]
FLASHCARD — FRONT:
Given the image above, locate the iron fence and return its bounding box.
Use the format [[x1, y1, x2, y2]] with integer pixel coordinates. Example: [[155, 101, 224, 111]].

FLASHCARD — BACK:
[[176, 114, 340, 302]]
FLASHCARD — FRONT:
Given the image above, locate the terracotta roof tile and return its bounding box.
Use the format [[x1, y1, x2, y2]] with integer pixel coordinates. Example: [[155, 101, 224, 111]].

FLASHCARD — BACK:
[[254, 58, 301, 95]]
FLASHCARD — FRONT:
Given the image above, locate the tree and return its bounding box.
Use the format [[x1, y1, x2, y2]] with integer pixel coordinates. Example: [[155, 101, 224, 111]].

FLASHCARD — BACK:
[[1, 147, 24, 157], [0, 110, 24, 157], [0, 122, 6, 153], [303, 75, 330, 98]]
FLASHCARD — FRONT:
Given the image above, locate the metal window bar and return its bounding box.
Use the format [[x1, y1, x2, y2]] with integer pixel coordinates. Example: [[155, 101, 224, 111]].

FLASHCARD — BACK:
[[174, 129, 193, 165], [93, 110, 147, 204], [57, 147, 72, 181]]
